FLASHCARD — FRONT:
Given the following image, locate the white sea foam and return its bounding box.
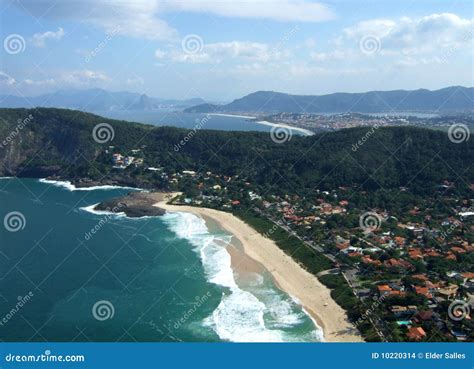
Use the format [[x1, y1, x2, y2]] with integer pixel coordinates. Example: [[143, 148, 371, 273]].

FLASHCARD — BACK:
[[79, 203, 126, 217], [256, 120, 314, 136], [162, 211, 322, 342], [38, 179, 142, 191]]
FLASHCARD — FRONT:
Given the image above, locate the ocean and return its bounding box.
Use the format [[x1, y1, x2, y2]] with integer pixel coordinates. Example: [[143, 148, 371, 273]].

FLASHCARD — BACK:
[[0, 178, 322, 342]]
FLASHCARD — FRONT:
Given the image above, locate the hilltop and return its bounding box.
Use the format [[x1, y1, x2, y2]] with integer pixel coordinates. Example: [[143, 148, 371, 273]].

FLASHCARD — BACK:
[[0, 108, 471, 194], [184, 86, 474, 114]]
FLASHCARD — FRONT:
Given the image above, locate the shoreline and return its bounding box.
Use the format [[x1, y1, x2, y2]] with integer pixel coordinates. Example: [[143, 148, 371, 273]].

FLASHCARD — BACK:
[[209, 113, 257, 119], [208, 113, 314, 136], [155, 200, 362, 342], [255, 120, 314, 136]]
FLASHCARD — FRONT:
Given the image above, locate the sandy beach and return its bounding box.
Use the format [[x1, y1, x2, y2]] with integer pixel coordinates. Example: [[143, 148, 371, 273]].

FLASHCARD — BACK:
[[209, 113, 314, 136], [209, 113, 257, 119], [155, 198, 362, 342], [255, 120, 314, 136]]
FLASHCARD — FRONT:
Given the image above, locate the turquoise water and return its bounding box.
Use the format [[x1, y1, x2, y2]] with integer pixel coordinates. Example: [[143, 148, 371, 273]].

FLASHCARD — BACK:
[[0, 178, 321, 342]]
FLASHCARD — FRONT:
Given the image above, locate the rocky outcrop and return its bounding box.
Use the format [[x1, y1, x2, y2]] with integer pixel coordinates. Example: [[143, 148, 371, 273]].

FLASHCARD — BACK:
[[94, 192, 167, 218]]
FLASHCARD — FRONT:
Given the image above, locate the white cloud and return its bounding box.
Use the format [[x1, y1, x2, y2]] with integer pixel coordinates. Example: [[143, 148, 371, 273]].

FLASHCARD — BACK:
[[17, 70, 109, 90], [126, 76, 145, 86], [11, 1, 177, 41], [305, 13, 473, 69], [0, 71, 16, 86], [343, 13, 473, 56], [394, 57, 443, 67], [310, 50, 352, 62], [31, 27, 65, 47], [23, 78, 57, 87], [10, 0, 333, 42], [155, 41, 288, 64], [62, 70, 109, 85]]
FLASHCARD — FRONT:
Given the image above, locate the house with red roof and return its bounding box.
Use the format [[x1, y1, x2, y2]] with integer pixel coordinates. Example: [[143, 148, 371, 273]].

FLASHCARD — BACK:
[[407, 327, 426, 341], [414, 286, 432, 299]]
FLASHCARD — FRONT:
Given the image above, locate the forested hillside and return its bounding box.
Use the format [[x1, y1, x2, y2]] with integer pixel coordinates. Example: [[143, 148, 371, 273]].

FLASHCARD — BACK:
[[0, 108, 472, 195]]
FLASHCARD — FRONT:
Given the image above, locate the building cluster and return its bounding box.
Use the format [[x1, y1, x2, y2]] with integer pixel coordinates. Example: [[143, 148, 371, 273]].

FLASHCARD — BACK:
[[263, 112, 410, 132], [108, 147, 144, 169], [130, 163, 473, 342]]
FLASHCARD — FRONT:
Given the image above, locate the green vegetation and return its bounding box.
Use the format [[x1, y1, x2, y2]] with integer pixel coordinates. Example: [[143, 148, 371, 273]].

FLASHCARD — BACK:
[[1, 107, 473, 342], [0, 108, 472, 196], [234, 210, 332, 274], [318, 274, 357, 311]]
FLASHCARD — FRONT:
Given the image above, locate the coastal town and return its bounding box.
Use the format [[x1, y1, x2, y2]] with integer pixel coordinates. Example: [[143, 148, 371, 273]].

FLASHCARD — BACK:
[[102, 144, 473, 342], [172, 173, 473, 342], [258, 112, 474, 134]]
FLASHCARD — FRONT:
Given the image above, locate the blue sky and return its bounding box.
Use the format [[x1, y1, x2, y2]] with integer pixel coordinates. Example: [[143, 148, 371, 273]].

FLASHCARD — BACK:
[[0, 0, 472, 101]]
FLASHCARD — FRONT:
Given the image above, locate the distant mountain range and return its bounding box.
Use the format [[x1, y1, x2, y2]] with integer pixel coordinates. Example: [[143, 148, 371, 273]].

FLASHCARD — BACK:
[[184, 86, 474, 114], [0, 89, 207, 112]]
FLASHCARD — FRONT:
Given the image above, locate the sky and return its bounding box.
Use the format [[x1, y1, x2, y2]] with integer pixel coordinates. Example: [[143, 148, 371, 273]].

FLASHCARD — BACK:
[[0, 0, 473, 101]]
